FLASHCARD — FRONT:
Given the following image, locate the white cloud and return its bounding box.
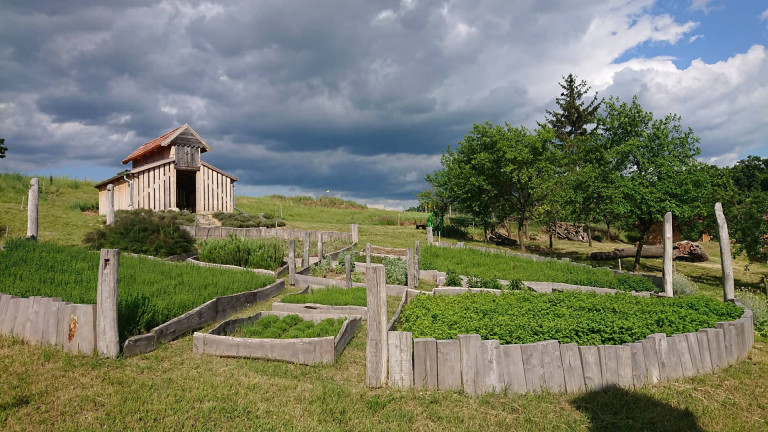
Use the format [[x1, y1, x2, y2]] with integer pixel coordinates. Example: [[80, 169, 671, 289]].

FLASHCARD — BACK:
[[690, 0, 717, 13], [760, 8, 768, 22], [689, 34, 704, 43]]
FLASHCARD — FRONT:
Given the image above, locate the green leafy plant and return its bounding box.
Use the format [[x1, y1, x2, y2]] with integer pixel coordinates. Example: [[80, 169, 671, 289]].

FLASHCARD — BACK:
[[83, 209, 195, 257], [70, 200, 99, 212], [444, 269, 462, 287], [466, 276, 503, 290], [397, 291, 743, 346], [672, 273, 698, 296], [198, 236, 286, 270], [282, 287, 367, 307], [212, 212, 285, 228], [383, 257, 407, 285], [233, 314, 345, 339], [736, 288, 768, 337]]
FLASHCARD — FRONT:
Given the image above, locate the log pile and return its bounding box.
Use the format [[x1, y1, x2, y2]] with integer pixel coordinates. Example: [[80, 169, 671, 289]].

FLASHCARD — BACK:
[[487, 229, 518, 246], [542, 222, 587, 242], [590, 240, 709, 262]]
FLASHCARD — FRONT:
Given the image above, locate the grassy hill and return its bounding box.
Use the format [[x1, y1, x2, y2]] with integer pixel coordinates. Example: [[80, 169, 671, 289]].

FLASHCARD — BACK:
[[1, 173, 767, 431]]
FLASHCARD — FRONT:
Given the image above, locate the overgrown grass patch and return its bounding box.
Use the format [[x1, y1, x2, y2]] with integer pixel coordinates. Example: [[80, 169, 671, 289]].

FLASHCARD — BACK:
[[198, 236, 286, 270], [397, 291, 743, 345], [422, 245, 658, 292], [282, 287, 367, 307], [83, 209, 195, 257], [212, 212, 285, 228], [0, 239, 275, 341], [232, 314, 345, 339]]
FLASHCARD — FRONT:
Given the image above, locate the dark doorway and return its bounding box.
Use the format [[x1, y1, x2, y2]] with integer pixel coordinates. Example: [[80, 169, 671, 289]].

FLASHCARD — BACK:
[[176, 170, 196, 212]]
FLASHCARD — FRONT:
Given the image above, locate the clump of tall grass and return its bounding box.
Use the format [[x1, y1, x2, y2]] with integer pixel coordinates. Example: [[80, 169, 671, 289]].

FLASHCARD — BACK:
[[282, 287, 367, 306], [70, 200, 99, 212], [83, 209, 196, 257], [0, 239, 275, 341], [198, 236, 286, 270], [211, 212, 286, 228], [673, 273, 698, 296]]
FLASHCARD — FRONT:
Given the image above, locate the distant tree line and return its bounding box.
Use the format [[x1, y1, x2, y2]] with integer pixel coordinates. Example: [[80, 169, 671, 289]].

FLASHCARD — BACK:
[[422, 74, 768, 270]]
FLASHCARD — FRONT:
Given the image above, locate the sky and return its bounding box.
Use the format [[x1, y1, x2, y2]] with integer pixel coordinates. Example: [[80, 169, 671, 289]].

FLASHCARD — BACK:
[[1, 0, 767, 210]]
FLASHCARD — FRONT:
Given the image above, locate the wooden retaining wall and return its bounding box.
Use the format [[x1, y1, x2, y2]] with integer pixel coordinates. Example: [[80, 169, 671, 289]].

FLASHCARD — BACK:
[[387, 297, 754, 395], [122, 279, 285, 357], [193, 311, 362, 365], [0, 294, 97, 355]]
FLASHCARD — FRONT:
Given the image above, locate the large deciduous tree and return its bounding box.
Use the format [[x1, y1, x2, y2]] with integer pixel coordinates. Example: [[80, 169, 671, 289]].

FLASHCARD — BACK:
[[601, 96, 704, 271]]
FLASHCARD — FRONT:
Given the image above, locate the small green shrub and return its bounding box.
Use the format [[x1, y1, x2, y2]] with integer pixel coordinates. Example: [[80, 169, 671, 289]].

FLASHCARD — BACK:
[[310, 258, 335, 277], [504, 279, 526, 291], [673, 273, 698, 296], [70, 200, 99, 212], [83, 209, 195, 257], [383, 257, 407, 285], [737, 288, 768, 337], [466, 276, 503, 290], [336, 250, 358, 272], [591, 233, 604, 242], [444, 269, 462, 287], [212, 212, 285, 228], [198, 236, 286, 270], [234, 314, 345, 339]]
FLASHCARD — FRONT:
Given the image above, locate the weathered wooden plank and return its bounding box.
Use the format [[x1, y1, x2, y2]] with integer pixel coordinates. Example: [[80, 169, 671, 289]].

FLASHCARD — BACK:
[[500, 344, 527, 394], [641, 336, 661, 384], [436, 340, 462, 390], [62, 303, 97, 355], [598, 345, 618, 388], [478, 339, 504, 394], [629, 342, 646, 388], [714, 203, 735, 301], [521, 342, 545, 392], [541, 340, 566, 392], [413, 338, 438, 389], [559, 343, 585, 393], [365, 264, 388, 388], [671, 335, 695, 377], [96, 249, 120, 358], [684, 333, 704, 374], [696, 330, 713, 373], [388, 331, 413, 388], [616, 344, 633, 388], [578, 345, 602, 391], [459, 334, 482, 395]]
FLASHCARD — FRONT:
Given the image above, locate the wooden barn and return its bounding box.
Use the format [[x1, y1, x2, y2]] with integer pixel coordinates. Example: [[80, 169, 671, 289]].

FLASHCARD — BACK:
[[95, 124, 238, 215]]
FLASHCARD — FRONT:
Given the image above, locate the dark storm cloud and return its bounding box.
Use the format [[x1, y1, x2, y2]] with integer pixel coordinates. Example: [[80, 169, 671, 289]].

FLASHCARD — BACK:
[[1, 0, 764, 206]]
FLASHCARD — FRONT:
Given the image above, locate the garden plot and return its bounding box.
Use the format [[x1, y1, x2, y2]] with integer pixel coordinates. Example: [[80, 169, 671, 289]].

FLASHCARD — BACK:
[[193, 311, 361, 365]]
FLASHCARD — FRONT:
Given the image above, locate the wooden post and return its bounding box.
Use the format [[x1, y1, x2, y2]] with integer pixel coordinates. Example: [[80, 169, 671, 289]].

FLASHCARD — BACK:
[[366, 264, 388, 387], [317, 231, 324, 261], [96, 249, 120, 358], [415, 241, 420, 283], [345, 254, 352, 289], [618, 259, 622, 272], [407, 248, 414, 288], [426, 227, 433, 245], [288, 239, 296, 286], [26, 178, 39, 241], [663, 212, 674, 297], [303, 232, 311, 268], [106, 184, 115, 226], [365, 243, 371, 265], [351, 224, 359, 244], [715, 203, 735, 301]]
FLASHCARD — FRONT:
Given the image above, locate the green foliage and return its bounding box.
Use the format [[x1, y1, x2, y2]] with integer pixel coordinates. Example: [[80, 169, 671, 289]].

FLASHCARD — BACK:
[[382, 257, 407, 285], [672, 273, 698, 296], [397, 291, 743, 345], [267, 194, 367, 210], [83, 209, 195, 257], [198, 236, 286, 270], [212, 212, 285, 228], [736, 288, 768, 337], [541, 73, 602, 155], [0, 138, 6, 158], [422, 245, 658, 292], [444, 269, 462, 287], [310, 257, 335, 277], [69, 200, 99, 212], [336, 250, 358, 272], [0, 239, 275, 341], [466, 276, 503, 290], [234, 314, 345, 339], [282, 287, 367, 307], [505, 279, 526, 291]]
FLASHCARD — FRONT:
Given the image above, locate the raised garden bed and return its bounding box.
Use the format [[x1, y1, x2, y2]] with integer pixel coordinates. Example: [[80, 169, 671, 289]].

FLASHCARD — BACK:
[[273, 286, 368, 318], [193, 311, 361, 365]]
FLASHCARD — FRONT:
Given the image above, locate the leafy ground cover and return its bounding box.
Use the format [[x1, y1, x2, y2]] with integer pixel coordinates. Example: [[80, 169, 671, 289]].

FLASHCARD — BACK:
[[282, 287, 367, 307], [421, 245, 658, 292], [198, 236, 286, 270], [0, 239, 275, 341], [397, 291, 743, 345], [232, 314, 345, 339]]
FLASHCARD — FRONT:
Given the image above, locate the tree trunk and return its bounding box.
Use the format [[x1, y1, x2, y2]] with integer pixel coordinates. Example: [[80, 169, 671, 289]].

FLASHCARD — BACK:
[[518, 221, 526, 252], [483, 223, 488, 243], [605, 219, 612, 241], [548, 222, 553, 252], [633, 225, 650, 272], [586, 215, 593, 247], [525, 220, 530, 240]]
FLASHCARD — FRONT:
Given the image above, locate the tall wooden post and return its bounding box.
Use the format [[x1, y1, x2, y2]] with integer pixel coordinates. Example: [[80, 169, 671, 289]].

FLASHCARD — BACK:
[[26, 178, 39, 241], [366, 243, 371, 265], [415, 241, 420, 283], [106, 184, 115, 226], [351, 224, 359, 244], [663, 212, 674, 297], [303, 232, 311, 268], [426, 227, 433, 245], [317, 232, 324, 261], [345, 254, 352, 289], [96, 249, 120, 358], [366, 264, 388, 387], [288, 239, 296, 286], [407, 248, 415, 288], [715, 203, 735, 301]]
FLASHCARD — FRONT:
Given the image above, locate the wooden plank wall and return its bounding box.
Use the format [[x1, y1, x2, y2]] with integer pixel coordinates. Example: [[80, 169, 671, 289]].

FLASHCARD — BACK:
[[98, 179, 132, 215], [134, 162, 175, 211], [197, 165, 233, 213]]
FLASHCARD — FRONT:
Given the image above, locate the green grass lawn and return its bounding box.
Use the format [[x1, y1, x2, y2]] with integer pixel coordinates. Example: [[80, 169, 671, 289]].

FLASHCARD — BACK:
[[1, 175, 767, 431]]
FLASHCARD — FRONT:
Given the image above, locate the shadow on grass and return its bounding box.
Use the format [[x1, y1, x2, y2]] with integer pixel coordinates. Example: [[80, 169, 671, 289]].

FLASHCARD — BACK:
[[571, 387, 704, 432]]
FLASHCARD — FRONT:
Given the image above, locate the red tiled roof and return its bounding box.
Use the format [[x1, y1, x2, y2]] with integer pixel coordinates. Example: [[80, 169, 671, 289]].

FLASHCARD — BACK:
[[121, 126, 183, 164]]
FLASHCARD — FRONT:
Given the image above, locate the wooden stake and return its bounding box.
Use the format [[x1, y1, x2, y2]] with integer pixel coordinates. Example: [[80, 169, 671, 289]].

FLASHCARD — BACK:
[[26, 178, 38, 241], [96, 249, 120, 358], [715, 203, 735, 301], [288, 239, 296, 286], [366, 264, 388, 387], [106, 184, 115, 226], [663, 212, 674, 297]]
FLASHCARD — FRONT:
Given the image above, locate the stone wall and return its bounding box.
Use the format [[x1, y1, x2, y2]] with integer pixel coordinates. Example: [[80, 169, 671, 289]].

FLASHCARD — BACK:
[[0, 294, 97, 355]]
